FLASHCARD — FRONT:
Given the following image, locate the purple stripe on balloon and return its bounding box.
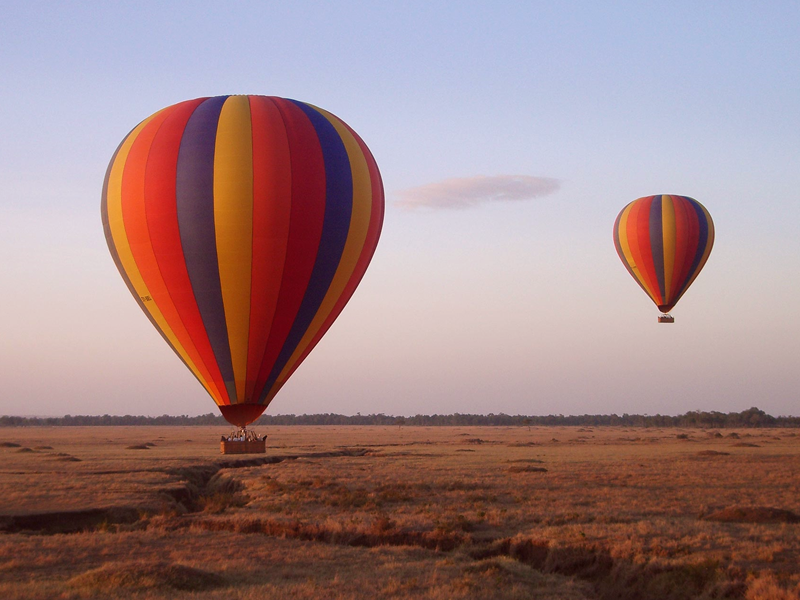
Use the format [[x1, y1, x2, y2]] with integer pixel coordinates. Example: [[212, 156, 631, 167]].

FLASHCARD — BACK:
[[260, 102, 353, 396], [649, 195, 666, 302], [175, 96, 237, 402]]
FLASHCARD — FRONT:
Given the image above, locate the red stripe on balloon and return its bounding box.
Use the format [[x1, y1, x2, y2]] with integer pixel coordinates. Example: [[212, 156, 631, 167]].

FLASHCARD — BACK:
[[120, 113, 184, 317], [251, 98, 327, 400], [271, 124, 384, 397], [668, 196, 689, 301], [639, 196, 663, 305], [244, 96, 293, 402], [674, 197, 702, 303], [121, 109, 228, 402], [625, 196, 659, 304], [673, 196, 700, 301]]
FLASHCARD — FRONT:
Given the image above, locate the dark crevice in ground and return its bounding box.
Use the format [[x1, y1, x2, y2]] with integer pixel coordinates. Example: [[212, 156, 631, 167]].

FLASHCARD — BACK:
[[188, 516, 467, 552], [162, 448, 370, 511], [0, 507, 141, 534], [176, 517, 746, 599], [469, 538, 746, 599], [0, 448, 369, 534], [215, 447, 369, 469], [0, 447, 750, 598]]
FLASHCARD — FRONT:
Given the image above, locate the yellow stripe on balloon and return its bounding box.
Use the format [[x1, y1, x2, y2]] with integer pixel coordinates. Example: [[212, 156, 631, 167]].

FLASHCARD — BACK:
[[661, 195, 677, 306], [213, 96, 254, 403], [106, 111, 219, 402], [699, 203, 715, 265], [274, 105, 373, 387]]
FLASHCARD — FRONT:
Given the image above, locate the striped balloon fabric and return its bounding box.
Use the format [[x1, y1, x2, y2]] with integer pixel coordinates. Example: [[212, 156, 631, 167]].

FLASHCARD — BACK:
[[102, 96, 384, 427], [613, 195, 714, 315]]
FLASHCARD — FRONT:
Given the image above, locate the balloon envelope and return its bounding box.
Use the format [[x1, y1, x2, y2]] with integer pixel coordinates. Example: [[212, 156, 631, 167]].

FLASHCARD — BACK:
[[613, 195, 713, 314], [102, 96, 384, 426]]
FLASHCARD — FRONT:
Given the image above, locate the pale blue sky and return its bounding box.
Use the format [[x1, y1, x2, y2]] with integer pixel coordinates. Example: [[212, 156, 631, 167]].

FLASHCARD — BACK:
[[1, 1, 799, 418]]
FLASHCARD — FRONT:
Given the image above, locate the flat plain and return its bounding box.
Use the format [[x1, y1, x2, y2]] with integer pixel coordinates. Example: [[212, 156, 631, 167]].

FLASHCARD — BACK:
[[0, 425, 798, 599]]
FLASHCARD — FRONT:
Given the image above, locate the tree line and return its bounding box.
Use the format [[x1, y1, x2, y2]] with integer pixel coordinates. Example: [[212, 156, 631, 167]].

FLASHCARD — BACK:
[[0, 407, 797, 428]]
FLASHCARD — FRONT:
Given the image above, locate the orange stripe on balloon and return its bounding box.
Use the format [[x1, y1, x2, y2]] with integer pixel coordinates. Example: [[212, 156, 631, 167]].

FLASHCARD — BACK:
[[143, 98, 228, 405], [120, 107, 220, 402], [105, 112, 204, 385], [626, 197, 660, 305], [614, 202, 649, 295]]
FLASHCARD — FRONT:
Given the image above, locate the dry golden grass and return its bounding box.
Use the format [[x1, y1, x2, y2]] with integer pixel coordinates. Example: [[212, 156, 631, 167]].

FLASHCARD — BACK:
[[0, 425, 798, 599]]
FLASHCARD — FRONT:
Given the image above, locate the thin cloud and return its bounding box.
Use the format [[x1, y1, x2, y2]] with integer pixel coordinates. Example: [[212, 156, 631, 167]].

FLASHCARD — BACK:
[[394, 175, 560, 210]]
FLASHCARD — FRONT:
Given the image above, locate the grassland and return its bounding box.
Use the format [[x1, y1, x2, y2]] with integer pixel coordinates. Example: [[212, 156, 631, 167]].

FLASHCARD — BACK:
[[0, 425, 798, 599]]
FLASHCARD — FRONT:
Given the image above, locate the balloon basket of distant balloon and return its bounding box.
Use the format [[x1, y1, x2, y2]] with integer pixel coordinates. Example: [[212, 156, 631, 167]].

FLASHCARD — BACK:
[[658, 314, 675, 324], [220, 428, 267, 454]]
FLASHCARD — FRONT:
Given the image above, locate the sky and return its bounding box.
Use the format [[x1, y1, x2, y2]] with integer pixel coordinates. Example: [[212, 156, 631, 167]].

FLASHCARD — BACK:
[[1, 1, 799, 418]]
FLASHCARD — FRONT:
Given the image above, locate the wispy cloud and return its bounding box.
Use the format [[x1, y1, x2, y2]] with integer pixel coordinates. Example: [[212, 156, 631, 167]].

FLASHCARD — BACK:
[[394, 175, 560, 210]]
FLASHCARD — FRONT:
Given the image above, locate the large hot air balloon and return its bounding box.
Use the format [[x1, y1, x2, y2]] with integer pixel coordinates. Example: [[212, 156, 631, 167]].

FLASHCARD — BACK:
[[613, 195, 713, 323], [102, 95, 384, 427]]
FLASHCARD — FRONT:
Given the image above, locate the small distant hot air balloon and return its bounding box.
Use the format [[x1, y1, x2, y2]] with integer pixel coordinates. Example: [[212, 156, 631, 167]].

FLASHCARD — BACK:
[[102, 95, 384, 431], [613, 195, 713, 323]]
